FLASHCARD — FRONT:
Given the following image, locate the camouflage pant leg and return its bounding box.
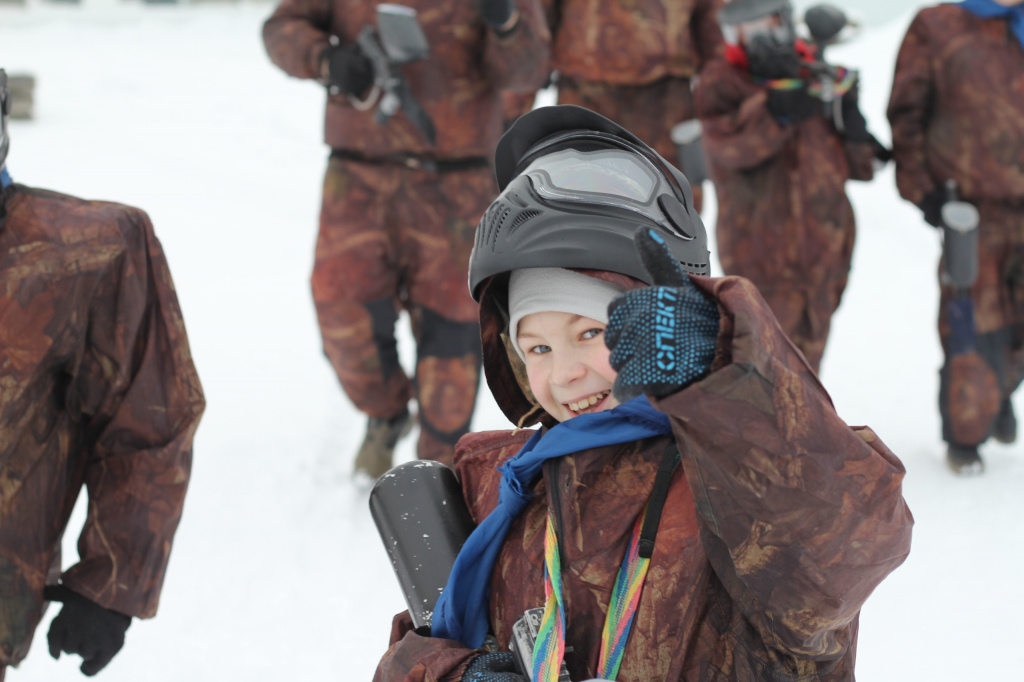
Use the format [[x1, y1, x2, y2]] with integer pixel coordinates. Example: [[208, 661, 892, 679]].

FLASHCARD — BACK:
[[393, 165, 490, 464], [938, 202, 1024, 446], [312, 158, 414, 420], [557, 76, 704, 212]]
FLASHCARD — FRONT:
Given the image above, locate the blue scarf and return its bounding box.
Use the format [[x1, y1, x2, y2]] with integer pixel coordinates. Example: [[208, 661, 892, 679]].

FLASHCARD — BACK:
[[1, 167, 10, 189], [430, 396, 673, 648], [957, 0, 1024, 50]]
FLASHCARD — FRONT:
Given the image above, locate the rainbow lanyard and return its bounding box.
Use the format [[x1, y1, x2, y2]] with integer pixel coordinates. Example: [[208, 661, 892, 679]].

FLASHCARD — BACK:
[[759, 65, 857, 98], [531, 446, 680, 682]]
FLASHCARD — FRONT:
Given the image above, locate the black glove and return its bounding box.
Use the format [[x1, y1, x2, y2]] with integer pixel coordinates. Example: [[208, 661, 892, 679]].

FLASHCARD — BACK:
[[918, 185, 945, 228], [477, 0, 517, 31], [321, 43, 374, 97], [766, 86, 820, 125], [605, 230, 720, 401], [746, 35, 803, 79], [45, 585, 132, 676], [462, 652, 527, 681], [837, 85, 870, 142]]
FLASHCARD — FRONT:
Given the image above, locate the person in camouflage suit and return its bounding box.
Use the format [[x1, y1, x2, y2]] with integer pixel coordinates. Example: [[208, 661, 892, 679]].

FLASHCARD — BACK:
[[888, 0, 1024, 474], [262, 0, 550, 479], [544, 0, 725, 212], [0, 71, 205, 679], [371, 106, 912, 682], [693, 0, 879, 374]]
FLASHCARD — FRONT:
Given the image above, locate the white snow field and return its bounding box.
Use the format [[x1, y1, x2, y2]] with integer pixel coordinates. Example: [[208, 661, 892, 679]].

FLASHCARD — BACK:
[[1, 2, 1022, 680]]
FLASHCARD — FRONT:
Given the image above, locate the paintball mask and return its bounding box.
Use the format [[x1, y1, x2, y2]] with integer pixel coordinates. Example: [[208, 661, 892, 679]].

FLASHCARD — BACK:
[[469, 105, 709, 302]]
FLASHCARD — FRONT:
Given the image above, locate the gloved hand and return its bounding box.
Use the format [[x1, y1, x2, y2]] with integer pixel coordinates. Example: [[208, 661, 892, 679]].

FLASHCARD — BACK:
[[837, 85, 870, 142], [477, 0, 518, 32], [45, 585, 132, 676], [766, 85, 820, 125], [605, 229, 720, 401], [918, 185, 945, 228], [462, 652, 527, 681], [746, 36, 803, 79], [320, 43, 374, 97]]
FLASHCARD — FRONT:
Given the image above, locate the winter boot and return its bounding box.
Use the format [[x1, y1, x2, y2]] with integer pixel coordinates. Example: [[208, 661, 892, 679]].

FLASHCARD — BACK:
[[992, 398, 1017, 444], [353, 410, 413, 480], [946, 444, 984, 476]]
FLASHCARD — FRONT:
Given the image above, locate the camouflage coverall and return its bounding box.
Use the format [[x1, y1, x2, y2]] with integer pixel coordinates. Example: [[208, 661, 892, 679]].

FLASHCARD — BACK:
[[0, 183, 204, 674], [545, 0, 725, 211], [372, 274, 913, 681], [694, 56, 876, 373], [888, 5, 1024, 449], [263, 0, 550, 463]]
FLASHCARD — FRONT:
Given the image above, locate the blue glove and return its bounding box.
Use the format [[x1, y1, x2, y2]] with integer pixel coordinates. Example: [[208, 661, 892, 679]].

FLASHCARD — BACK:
[[462, 652, 526, 681], [605, 229, 720, 401]]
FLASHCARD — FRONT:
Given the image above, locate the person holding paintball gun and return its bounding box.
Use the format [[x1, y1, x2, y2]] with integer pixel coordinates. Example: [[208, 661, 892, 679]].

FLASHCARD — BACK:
[[888, 0, 1024, 475], [369, 105, 912, 682], [262, 0, 550, 480], [694, 0, 886, 375]]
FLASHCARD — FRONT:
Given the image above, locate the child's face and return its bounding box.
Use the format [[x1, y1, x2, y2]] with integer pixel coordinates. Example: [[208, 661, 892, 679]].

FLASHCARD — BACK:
[[517, 311, 621, 422]]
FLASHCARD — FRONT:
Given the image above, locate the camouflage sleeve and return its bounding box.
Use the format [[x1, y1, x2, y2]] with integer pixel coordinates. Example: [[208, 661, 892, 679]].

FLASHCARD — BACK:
[[886, 11, 935, 206], [262, 0, 333, 81], [653, 276, 913, 666], [59, 209, 204, 619], [691, 0, 726, 66], [373, 612, 481, 682], [480, 0, 552, 94], [695, 60, 793, 172]]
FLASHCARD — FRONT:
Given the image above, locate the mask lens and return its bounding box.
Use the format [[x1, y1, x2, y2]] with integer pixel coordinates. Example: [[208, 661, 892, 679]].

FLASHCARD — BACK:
[[523, 148, 659, 204]]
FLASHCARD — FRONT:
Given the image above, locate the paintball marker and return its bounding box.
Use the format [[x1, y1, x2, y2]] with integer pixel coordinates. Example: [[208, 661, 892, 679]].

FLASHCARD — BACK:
[[941, 180, 980, 293], [801, 4, 857, 120], [939, 180, 980, 355], [370, 461, 573, 681], [351, 4, 437, 145]]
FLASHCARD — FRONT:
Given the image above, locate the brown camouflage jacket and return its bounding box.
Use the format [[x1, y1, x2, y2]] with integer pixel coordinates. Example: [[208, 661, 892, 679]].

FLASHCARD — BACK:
[[0, 184, 204, 667], [694, 59, 875, 287], [262, 0, 551, 158], [887, 5, 1024, 205], [544, 0, 724, 85], [372, 275, 913, 682]]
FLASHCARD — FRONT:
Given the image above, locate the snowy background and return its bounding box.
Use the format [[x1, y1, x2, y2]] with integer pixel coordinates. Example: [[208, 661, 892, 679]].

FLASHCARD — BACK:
[[2, 1, 1022, 679]]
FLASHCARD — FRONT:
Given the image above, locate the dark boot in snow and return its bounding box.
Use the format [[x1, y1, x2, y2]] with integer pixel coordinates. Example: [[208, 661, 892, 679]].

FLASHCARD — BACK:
[[353, 410, 413, 480], [992, 398, 1017, 444], [946, 444, 984, 476]]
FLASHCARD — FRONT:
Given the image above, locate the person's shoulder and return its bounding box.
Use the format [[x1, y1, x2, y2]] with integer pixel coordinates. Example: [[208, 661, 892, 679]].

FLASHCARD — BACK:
[[8, 184, 154, 249]]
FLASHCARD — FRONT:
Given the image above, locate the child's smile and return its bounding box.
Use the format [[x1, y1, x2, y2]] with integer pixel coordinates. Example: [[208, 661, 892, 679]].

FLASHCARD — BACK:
[[566, 389, 612, 416]]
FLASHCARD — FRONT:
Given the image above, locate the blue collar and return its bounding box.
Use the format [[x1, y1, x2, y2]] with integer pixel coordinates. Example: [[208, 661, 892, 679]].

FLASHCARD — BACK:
[[430, 396, 673, 647], [1, 167, 11, 189]]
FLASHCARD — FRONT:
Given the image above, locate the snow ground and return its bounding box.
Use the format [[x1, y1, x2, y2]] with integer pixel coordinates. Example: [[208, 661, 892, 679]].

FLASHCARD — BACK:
[[1, 2, 1022, 680]]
